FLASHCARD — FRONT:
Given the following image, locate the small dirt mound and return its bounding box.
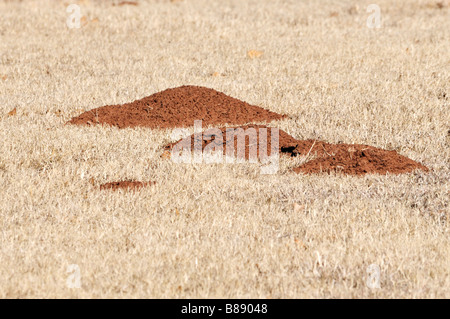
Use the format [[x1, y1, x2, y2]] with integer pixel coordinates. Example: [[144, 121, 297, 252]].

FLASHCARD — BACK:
[[164, 125, 306, 159], [164, 125, 428, 175], [67, 86, 286, 129], [293, 144, 429, 175], [99, 181, 155, 191]]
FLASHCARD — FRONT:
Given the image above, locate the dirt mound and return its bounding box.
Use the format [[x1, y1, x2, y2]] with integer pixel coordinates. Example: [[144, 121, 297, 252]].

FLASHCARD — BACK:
[[67, 86, 286, 129], [99, 181, 155, 191], [293, 144, 429, 175], [68, 84, 427, 176], [164, 125, 302, 159], [164, 125, 428, 175]]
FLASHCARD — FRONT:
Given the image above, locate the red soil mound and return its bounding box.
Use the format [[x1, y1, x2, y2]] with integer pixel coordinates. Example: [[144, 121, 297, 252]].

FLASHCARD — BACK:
[[99, 181, 154, 191], [67, 86, 286, 129], [164, 125, 301, 159], [293, 144, 429, 175], [164, 125, 428, 175]]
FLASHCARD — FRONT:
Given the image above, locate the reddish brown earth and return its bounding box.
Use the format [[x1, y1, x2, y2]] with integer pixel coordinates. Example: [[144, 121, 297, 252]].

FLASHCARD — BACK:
[[164, 125, 303, 159], [67, 86, 286, 129], [164, 125, 429, 175], [99, 181, 155, 191], [113, 1, 139, 6], [293, 144, 429, 175], [68, 84, 427, 176]]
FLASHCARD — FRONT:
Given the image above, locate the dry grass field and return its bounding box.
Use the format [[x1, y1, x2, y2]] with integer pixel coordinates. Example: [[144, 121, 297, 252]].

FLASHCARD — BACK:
[[0, 0, 449, 298]]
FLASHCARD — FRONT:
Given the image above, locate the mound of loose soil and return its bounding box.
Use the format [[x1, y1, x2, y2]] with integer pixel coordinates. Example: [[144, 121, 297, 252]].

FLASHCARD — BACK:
[[99, 181, 155, 191], [69, 83, 427, 176], [164, 125, 302, 159], [293, 144, 429, 175], [164, 125, 429, 175], [67, 86, 286, 129]]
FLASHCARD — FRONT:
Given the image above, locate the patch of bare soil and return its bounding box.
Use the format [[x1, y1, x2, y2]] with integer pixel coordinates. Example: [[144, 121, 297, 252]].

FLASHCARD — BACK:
[[164, 125, 429, 175], [293, 143, 429, 175], [99, 181, 155, 191], [164, 125, 302, 159], [67, 86, 286, 129], [69, 84, 427, 176]]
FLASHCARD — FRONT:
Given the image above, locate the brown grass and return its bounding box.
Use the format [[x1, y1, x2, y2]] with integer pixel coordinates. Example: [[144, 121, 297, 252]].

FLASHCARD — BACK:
[[0, 0, 448, 298]]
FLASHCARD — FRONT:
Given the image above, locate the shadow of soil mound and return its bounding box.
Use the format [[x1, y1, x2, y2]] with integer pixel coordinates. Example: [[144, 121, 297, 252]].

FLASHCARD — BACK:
[[67, 85, 286, 129], [164, 125, 429, 175], [99, 181, 155, 191]]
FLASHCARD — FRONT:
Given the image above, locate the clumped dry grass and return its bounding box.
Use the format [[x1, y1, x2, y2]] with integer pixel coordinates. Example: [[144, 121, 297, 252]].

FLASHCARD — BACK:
[[0, 0, 449, 298]]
